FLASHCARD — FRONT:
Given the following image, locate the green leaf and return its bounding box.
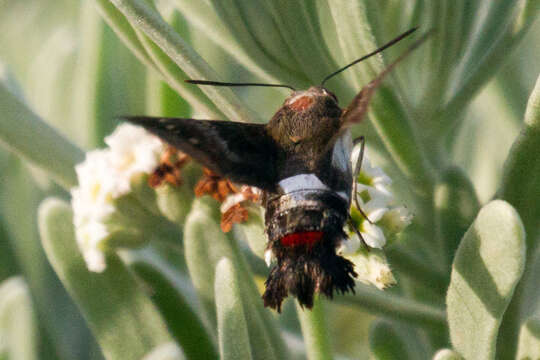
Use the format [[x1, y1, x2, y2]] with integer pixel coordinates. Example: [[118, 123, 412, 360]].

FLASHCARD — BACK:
[[183, 197, 235, 323], [95, 0, 222, 120], [515, 315, 540, 360], [0, 277, 38, 360], [446, 200, 526, 360], [183, 198, 287, 360], [327, 0, 384, 90], [107, 0, 260, 123], [130, 261, 219, 360], [142, 343, 185, 360], [0, 83, 84, 189], [262, 1, 337, 83], [499, 74, 540, 252], [494, 74, 540, 360], [170, 0, 297, 86], [38, 198, 175, 360], [134, 30, 223, 120], [432, 349, 463, 360], [434, 166, 480, 269], [296, 298, 332, 360], [369, 320, 409, 360], [0, 159, 93, 360], [214, 258, 253, 360], [437, 1, 540, 136], [232, 206, 266, 259], [73, 1, 146, 148], [201, 0, 306, 86]]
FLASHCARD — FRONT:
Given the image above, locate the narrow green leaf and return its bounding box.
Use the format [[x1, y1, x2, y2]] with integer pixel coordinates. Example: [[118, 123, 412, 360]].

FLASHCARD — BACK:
[[131, 261, 219, 360], [434, 166, 480, 269], [437, 1, 540, 136], [495, 74, 540, 360], [499, 74, 540, 251], [296, 298, 333, 360], [94, 0, 156, 69], [171, 0, 298, 86], [73, 1, 146, 148], [95, 0, 222, 120], [0, 277, 38, 360], [447, 200, 526, 360], [0, 159, 96, 360], [38, 198, 175, 360], [368, 86, 434, 190], [183, 197, 236, 323], [232, 206, 266, 259], [0, 83, 84, 189], [144, 48, 189, 118], [202, 0, 305, 86], [142, 343, 185, 360], [108, 0, 260, 123], [183, 197, 287, 360], [263, 1, 337, 83], [214, 258, 253, 360], [432, 349, 463, 360], [516, 315, 540, 360], [132, 14, 223, 119], [0, 220, 18, 282], [369, 320, 409, 360], [327, 0, 384, 90]]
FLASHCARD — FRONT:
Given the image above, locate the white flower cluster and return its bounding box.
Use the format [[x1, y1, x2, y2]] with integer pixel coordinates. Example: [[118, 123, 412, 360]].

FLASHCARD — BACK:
[[338, 146, 412, 289], [71, 124, 165, 272]]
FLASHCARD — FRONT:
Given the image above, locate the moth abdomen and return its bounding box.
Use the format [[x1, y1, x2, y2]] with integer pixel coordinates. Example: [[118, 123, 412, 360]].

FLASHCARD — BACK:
[[262, 187, 356, 311]]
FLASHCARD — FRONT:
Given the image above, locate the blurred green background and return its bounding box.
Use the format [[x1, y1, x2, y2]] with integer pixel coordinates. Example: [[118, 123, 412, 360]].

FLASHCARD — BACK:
[[0, 0, 539, 359]]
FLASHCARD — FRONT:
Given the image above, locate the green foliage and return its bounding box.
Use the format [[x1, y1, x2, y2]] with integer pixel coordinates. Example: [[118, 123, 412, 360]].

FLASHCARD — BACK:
[[0, 1, 539, 359], [447, 200, 526, 359], [39, 198, 175, 359]]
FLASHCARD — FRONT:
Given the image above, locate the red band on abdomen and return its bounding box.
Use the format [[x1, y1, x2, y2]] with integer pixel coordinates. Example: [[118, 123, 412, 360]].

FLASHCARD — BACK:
[[280, 231, 324, 247]]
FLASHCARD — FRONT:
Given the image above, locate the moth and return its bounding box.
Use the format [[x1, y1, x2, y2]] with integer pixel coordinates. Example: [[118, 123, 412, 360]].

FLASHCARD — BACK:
[[125, 27, 429, 312]]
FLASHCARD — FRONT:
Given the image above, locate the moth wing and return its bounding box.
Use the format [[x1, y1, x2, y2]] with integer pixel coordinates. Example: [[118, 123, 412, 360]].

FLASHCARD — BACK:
[[123, 117, 278, 190], [341, 30, 431, 126]]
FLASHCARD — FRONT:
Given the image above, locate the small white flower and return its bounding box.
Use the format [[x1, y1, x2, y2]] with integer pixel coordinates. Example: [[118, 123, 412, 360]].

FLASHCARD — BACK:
[[75, 221, 110, 273], [336, 234, 361, 256], [71, 124, 166, 272], [341, 146, 410, 290], [105, 124, 165, 196], [380, 206, 413, 235], [360, 221, 386, 248], [347, 249, 396, 290]]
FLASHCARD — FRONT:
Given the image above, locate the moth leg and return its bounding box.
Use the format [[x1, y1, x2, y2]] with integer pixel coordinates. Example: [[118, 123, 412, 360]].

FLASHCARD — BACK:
[[348, 214, 369, 251], [351, 136, 373, 225]]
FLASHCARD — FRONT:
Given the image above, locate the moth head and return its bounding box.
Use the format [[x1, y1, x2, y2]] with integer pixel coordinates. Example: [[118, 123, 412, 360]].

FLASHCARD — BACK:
[[283, 86, 339, 112]]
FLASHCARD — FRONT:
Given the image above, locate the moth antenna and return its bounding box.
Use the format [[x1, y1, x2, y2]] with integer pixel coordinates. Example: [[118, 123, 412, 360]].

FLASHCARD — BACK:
[[186, 79, 295, 91], [321, 27, 419, 87], [356, 28, 435, 96]]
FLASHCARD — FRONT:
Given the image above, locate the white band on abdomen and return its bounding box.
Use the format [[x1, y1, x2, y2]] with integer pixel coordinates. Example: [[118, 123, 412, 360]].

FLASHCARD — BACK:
[[278, 174, 349, 201]]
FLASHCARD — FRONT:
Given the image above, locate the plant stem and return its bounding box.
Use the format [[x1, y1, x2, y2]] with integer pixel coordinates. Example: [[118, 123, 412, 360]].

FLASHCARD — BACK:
[[296, 298, 333, 360], [336, 284, 447, 328]]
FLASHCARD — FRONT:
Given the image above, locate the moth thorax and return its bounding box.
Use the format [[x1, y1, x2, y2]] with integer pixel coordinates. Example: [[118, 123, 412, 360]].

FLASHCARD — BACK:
[[264, 189, 348, 245]]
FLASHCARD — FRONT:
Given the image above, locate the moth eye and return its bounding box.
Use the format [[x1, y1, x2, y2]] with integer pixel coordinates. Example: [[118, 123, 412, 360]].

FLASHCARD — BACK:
[[323, 89, 338, 103]]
